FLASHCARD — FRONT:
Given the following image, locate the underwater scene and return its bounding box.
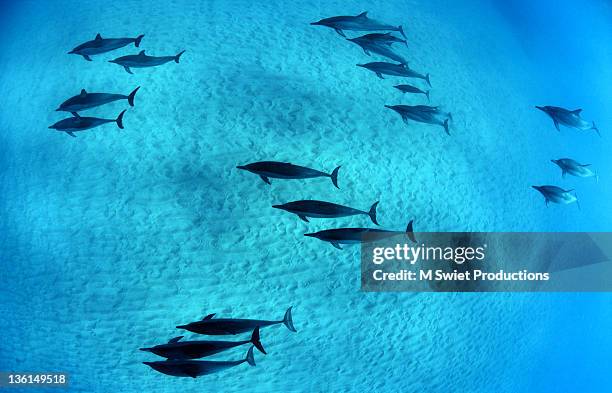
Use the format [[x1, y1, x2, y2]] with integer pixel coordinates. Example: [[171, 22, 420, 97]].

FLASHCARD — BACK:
[[0, 0, 611, 391]]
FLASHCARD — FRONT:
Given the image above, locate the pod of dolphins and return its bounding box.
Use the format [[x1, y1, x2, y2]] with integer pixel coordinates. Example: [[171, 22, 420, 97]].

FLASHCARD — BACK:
[[49, 33, 185, 137], [43, 10, 603, 380], [141, 307, 296, 378], [533, 106, 600, 208], [312, 11, 451, 135]]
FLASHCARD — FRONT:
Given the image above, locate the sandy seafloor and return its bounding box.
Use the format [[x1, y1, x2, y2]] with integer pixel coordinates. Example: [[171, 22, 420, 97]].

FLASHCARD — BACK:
[[1, 0, 611, 392]]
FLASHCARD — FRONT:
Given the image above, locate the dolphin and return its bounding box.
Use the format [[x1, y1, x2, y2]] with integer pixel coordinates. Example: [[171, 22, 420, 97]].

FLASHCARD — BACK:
[[393, 84, 430, 101], [310, 12, 406, 39], [551, 158, 598, 182], [347, 39, 409, 64], [237, 161, 341, 188], [143, 346, 255, 378], [48, 110, 125, 137], [273, 200, 379, 225], [535, 106, 600, 136], [532, 185, 579, 207], [176, 307, 296, 335], [56, 87, 140, 114], [69, 33, 144, 61], [140, 328, 265, 359], [304, 220, 416, 250], [350, 32, 407, 47], [109, 50, 186, 74], [385, 105, 451, 135], [357, 62, 430, 86]]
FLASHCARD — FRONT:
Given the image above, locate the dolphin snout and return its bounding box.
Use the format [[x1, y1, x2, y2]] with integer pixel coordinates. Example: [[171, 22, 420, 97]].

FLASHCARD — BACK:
[[535, 106, 545, 111], [304, 233, 316, 237], [139, 348, 152, 352], [310, 21, 322, 25], [531, 186, 541, 191], [236, 165, 246, 170], [272, 205, 283, 209]]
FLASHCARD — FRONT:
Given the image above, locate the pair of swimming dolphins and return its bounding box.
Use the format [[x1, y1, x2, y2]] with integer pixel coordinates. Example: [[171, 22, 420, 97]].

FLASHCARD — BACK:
[[69, 33, 185, 74], [49, 87, 141, 137], [142, 307, 296, 378], [236, 161, 416, 249]]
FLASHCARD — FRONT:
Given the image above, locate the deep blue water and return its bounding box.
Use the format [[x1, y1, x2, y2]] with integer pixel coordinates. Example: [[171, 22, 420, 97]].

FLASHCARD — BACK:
[[0, 0, 611, 392]]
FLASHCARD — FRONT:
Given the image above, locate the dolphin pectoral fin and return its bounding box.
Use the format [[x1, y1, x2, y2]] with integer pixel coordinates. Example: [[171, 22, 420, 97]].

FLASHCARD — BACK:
[[185, 370, 198, 379], [298, 215, 310, 223], [331, 242, 343, 250], [66, 131, 76, 137], [334, 28, 346, 37], [545, 199, 549, 207], [401, 115, 409, 125], [376, 72, 384, 79], [553, 119, 560, 131], [259, 175, 271, 185], [82, 54, 92, 61], [363, 48, 371, 56], [123, 66, 133, 74]]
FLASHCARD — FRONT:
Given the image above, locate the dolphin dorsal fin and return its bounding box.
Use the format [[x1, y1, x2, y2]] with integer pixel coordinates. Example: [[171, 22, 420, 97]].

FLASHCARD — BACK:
[[138, 50, 146, 56], [357, 11, 368, 18], [80, 89, 87, 97], [202, 313, 215, 320], [572, 109, 583, 115], [168, 336, 183, 344], [95, 33, 102, 40]]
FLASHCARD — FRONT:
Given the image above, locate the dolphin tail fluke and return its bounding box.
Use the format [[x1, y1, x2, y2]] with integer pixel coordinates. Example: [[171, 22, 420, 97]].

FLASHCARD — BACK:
[[282, 306, 297, 332], [127, 86, 140, 106], [592, 121, 600, 137], [175, 50, 186, 63], [134, 34, 144, 47], [331, 166, 341, 189], [443, 119, 450, 135], [406, 219, 416, 243], [245, 346, 256, 366], [398, 25, 406, 39], [369, 201, 379, 225], [425, 74, 431, 87], [116, 110, 126, 129], [250, 327, 266, 354]]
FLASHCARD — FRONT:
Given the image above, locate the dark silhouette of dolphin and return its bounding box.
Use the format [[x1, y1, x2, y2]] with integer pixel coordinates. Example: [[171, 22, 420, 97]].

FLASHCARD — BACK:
[[176, 307, 296, 335], [273, 200, 379, 225], [393, 84, 430, 101], [551, 158, 598, 182], [69, 33, 144, 61], [532, 185, 579, 207], [385, 105, 451, 135], [347, 38, 409, 64], [310, 12, 406, 39], [357, 62, 430, 86], [304, 220, 416, 250], [535, 106, 600, 136], [143, 346, 255, 378], [140, 327, 265, 359], [109, 50, 186, 74], [350, 32, 407, 47], [48, 110, 125, 137], [56, 87, 140, 114], [237, 161, 341, 188]]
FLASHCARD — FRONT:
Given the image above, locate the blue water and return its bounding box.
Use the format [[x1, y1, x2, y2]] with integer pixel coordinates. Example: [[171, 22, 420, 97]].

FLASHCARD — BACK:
[[1, 0, 611, 392]]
